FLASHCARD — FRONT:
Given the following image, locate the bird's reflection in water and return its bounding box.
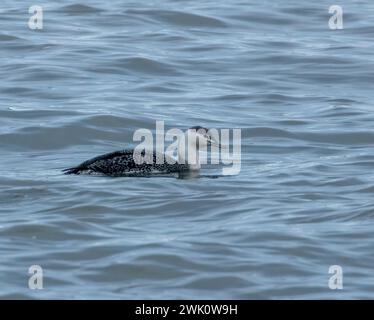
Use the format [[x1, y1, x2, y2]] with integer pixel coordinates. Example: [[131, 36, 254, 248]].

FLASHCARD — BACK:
[[177, 171, 220, 179]]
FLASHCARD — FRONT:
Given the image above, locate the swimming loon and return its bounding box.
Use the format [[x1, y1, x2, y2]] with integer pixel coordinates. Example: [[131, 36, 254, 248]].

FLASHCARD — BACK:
[[63, 126, 219, 176]]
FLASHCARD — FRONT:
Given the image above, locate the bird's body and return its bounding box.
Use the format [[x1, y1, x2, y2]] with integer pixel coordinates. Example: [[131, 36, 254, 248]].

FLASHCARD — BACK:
[[63, 126, 219, 177], [63, 149, 189, 176]]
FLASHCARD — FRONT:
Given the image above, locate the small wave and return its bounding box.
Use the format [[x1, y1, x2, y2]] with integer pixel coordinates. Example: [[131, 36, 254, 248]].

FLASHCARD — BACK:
[[61, 4, 104, 15], [81, 114, 151, 129], [0, 108, 81, 118], [110, 57, 181, 76], [242, 127, 374, 145], [228, 11, 294, 26], [127, 9, 226, 28], [0, 34, 21, 41]]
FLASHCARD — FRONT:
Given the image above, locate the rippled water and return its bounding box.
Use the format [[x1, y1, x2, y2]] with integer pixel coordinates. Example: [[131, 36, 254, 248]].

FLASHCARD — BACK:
[[1, 0, 374, 299]]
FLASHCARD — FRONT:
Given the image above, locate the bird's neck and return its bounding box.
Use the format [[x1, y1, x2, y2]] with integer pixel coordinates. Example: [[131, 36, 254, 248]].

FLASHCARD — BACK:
[[178, 135, 200, 171]]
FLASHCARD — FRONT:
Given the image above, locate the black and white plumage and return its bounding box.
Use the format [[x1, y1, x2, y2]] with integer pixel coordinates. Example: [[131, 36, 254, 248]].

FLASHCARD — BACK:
[[62, 149, 188, 176], [63, 126, 218, 177]]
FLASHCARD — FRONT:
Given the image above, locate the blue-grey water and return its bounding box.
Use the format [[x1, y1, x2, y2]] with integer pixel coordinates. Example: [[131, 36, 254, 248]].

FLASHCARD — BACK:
[[1, 0, 374, 299]]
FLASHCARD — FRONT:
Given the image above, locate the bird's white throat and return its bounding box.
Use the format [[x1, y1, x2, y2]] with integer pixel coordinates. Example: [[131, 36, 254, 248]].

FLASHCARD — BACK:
[[177, 131, 203, 171]]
